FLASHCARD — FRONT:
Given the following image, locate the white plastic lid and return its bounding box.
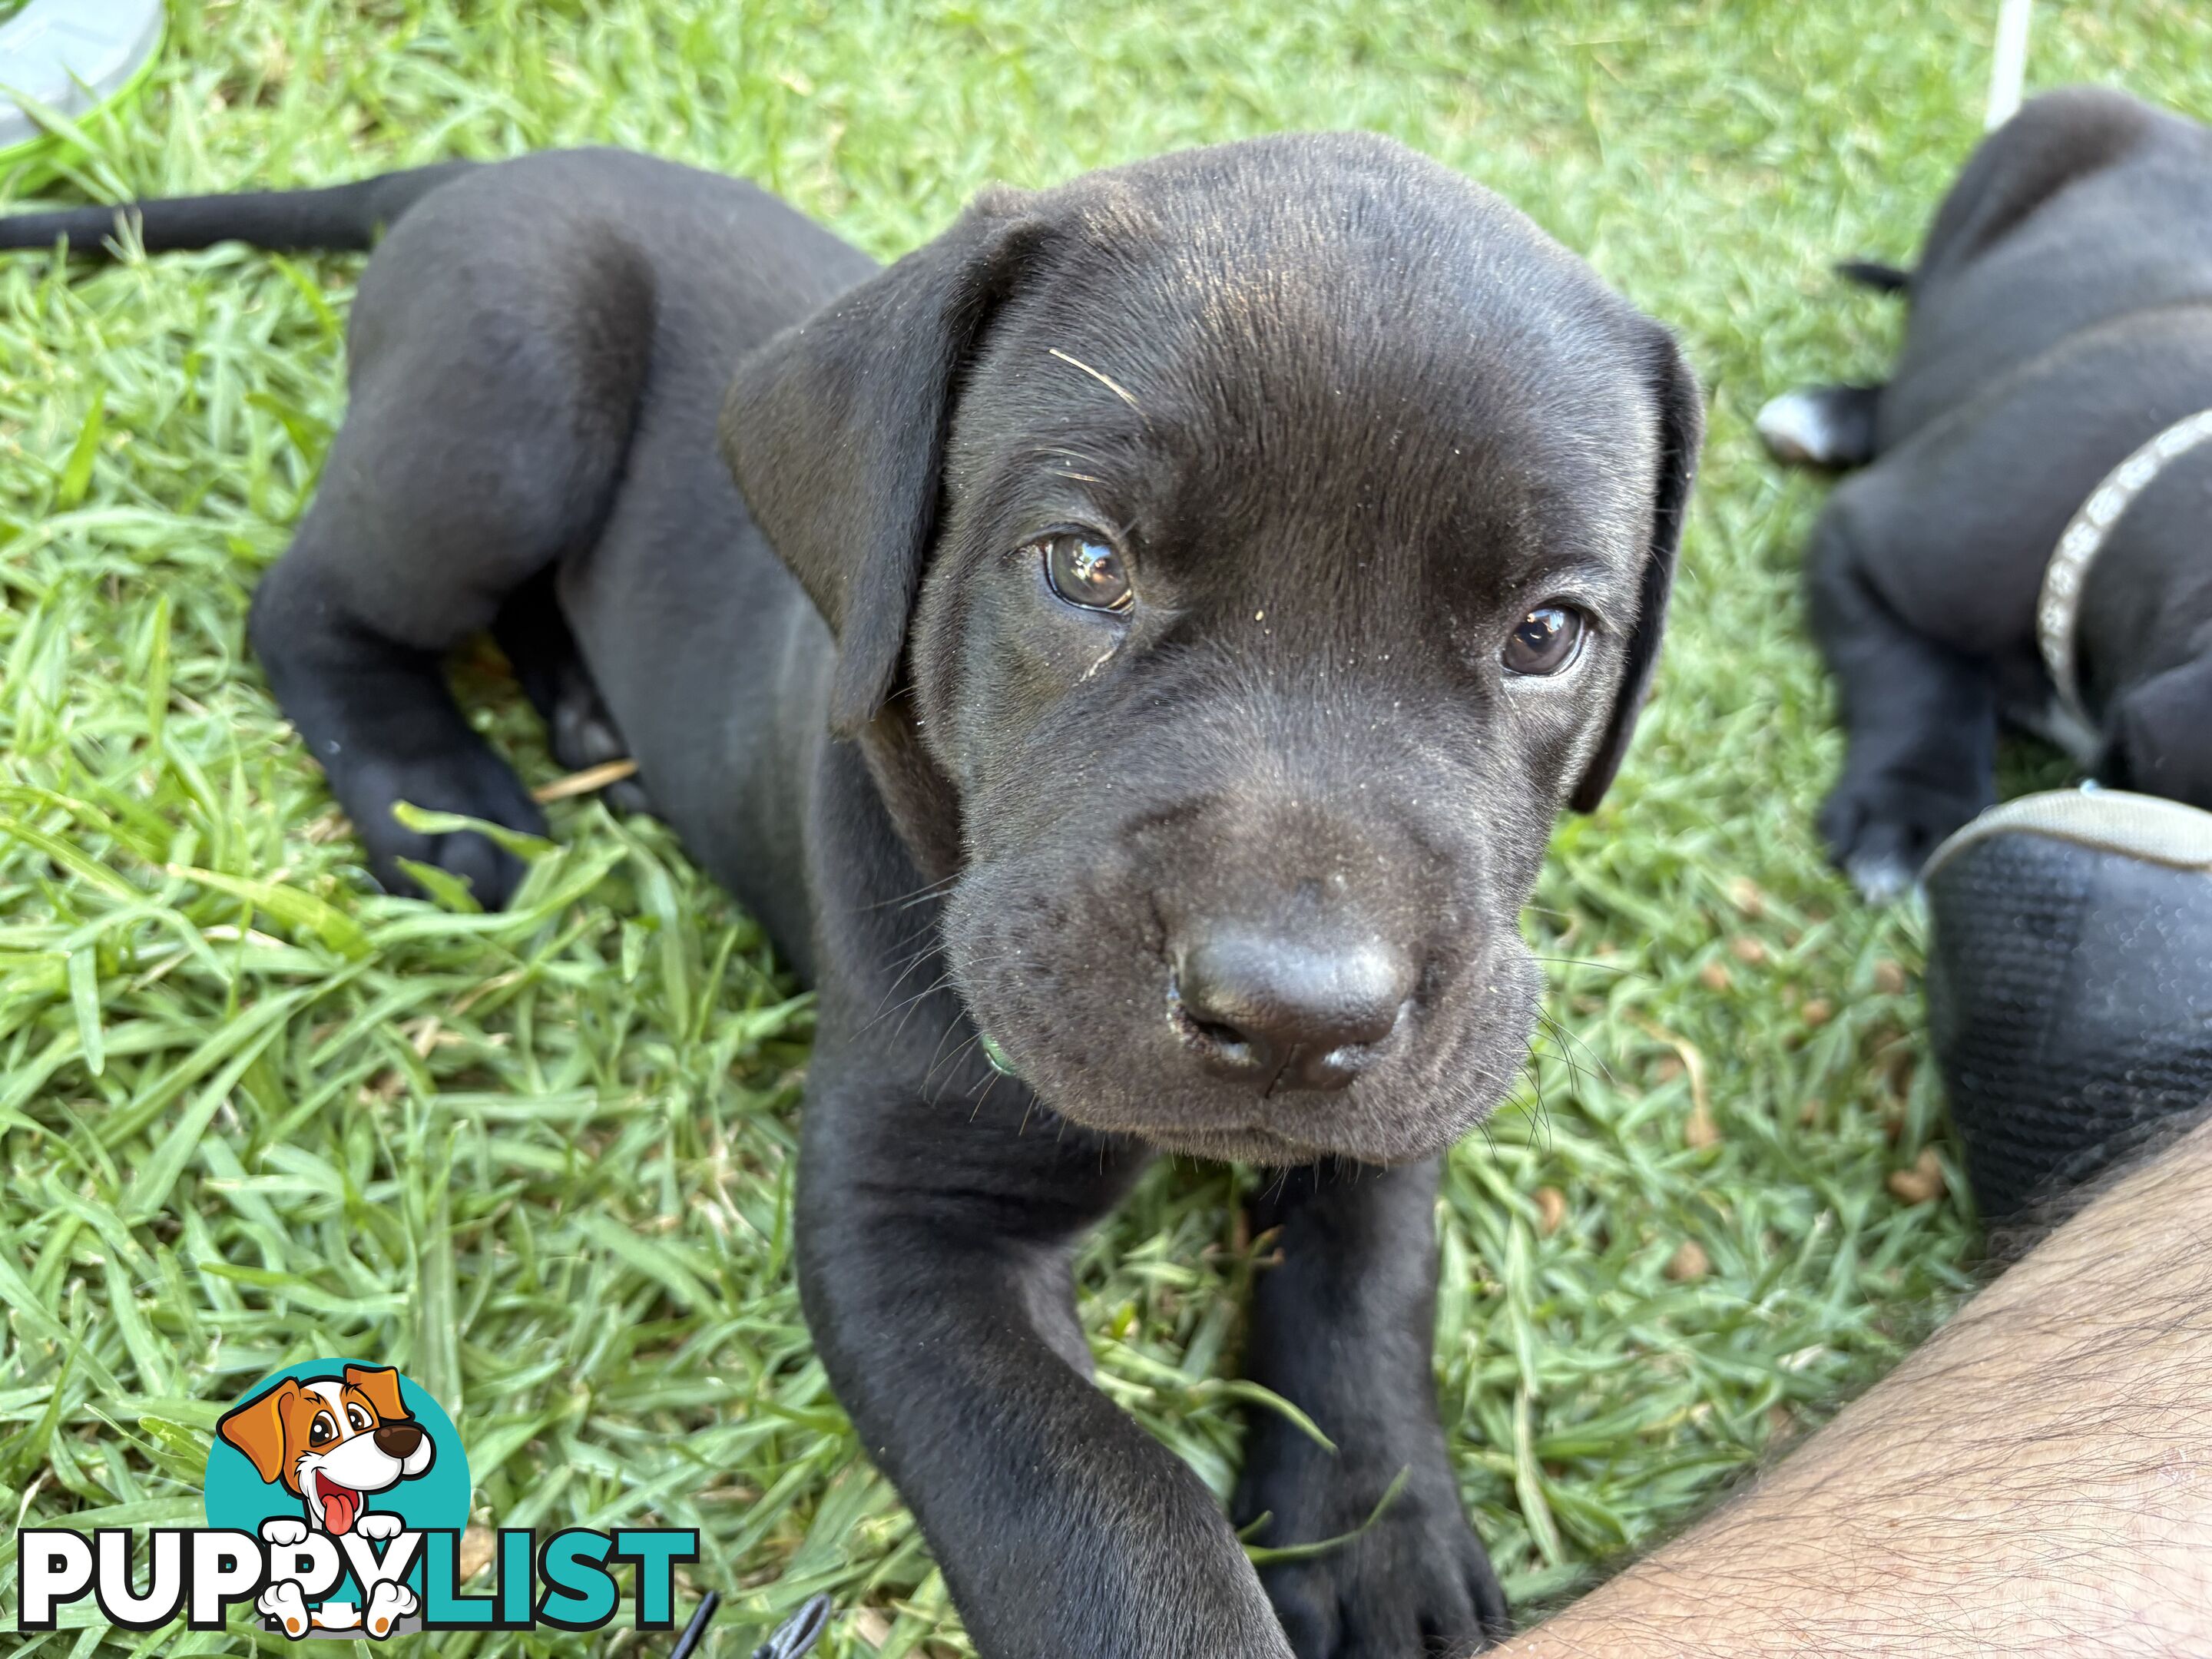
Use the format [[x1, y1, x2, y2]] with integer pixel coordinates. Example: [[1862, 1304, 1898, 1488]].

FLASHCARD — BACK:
[[0, 0, 165, 155]]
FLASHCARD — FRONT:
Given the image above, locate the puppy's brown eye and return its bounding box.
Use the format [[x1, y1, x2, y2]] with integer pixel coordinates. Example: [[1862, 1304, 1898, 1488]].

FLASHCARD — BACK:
[[1039, 532, 1133, 614], [309, 1415, 335, 1445], [1502, 604, 1587, 676]]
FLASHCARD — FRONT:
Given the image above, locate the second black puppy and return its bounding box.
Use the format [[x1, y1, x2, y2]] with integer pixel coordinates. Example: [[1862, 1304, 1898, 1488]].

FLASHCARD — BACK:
[[2, 139, 1699, 1655], [1764, 88, 2212, 898]]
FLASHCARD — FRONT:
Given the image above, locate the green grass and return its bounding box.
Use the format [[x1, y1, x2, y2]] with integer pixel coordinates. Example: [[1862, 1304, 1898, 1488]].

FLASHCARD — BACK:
[[2, 2, 2207, 1654]]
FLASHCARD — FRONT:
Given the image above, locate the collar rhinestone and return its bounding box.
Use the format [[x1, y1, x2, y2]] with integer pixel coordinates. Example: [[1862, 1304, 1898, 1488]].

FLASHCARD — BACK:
[[2038, 406, 2212, 723]]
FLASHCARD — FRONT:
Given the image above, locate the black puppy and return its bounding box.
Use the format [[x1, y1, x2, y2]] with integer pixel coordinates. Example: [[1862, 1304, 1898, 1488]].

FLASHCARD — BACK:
[[1761, 87, 2212, 899], [2, 139, 1699, 1656]]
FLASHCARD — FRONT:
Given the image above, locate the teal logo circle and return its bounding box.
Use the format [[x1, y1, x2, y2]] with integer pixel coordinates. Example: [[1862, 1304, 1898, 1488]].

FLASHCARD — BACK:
[[204, 1359, 469, 1635]]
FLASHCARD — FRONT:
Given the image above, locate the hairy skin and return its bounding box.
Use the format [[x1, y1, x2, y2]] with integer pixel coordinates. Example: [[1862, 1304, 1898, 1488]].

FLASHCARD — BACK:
[[1503, 1115, 2212, 1657]]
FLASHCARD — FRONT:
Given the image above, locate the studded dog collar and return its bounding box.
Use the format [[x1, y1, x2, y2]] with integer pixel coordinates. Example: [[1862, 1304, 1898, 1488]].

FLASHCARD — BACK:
[[2038, 406, 2212, 724]]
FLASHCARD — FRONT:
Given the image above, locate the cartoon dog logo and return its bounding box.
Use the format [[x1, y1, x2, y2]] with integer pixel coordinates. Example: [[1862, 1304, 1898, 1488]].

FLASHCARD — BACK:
[[217, 1364, 436, 1637]]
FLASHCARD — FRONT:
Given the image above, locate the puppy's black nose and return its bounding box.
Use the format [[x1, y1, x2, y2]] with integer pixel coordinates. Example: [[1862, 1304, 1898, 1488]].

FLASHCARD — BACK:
[[1173, 931, 1412, 1091], [374, 1421, 423, 1459]]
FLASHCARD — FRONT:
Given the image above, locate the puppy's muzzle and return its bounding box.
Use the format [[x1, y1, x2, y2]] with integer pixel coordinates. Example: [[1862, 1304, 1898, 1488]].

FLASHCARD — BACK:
[[1170, 927, 1414, 1093]]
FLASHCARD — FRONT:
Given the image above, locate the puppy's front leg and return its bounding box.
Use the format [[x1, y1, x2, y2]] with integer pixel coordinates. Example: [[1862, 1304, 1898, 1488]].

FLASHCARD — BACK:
[[797, 1073, 1293, 1659], [1235, 1159, 1508, 1657]]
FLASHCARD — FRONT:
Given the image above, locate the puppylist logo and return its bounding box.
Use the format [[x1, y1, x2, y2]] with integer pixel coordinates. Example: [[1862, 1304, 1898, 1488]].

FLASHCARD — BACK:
[[17, 1359, 700, 1640]]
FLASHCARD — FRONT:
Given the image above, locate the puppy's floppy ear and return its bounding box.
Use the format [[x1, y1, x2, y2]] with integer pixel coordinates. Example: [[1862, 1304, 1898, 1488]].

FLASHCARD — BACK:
[[218, 1380, 299, 1485], [344, 1364, 409, 1422], [721, 194, 1051, 739], [1571, 327, 1704, 813], [2097, 650, 2212, 810]]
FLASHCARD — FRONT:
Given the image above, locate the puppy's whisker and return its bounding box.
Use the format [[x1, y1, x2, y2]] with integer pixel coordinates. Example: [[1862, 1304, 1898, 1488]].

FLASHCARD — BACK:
[[971, 1068, 1005, 1114], [876, 947, 936, 995], [1534, 1051, 1582, 1137], [922, 1006, 982, 1088], [1533, 1002, 1581, 1056], [1029, 445, 1114, 485], [1536, 1005, 1615, 1089], [1528, 1014, 1581, 1098], [856, 873, 959, 913], [875, 934, 938, 982], [951, 1048, 1007, 1121], [1516, 1049, 1556, 1155], [922, 1031, 984, 1101], [865, 942, 948, 1021], [855, 959, 956, 1046], [886, 972, 959, 1042], [856, 984, 938, 1044], [888, 916, 942, 952], [1472, 1108, 1505, 1165], [1045, 346, 1151, 430], [1520, 1059, 1572, 1160], [1530, 955, 1641, 977], [856, 937, 942, 1008]]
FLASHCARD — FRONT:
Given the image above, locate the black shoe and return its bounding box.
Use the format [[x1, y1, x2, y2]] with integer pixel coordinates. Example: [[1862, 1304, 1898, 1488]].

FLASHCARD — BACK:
[[1922, 788, 2212, 1224]]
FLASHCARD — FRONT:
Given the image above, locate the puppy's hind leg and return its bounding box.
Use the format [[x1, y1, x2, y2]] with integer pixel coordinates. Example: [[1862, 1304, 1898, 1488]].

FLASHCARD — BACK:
[[1758, 383, 1884, 469], [248, 214, 655, 907], [492, 571, 656, 817], [1807, 502, 1998, 899]]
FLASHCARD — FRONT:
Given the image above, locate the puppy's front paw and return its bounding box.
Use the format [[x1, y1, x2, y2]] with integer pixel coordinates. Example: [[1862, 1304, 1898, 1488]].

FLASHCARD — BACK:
[[1240, 1449, 1507, 1657], [355, 1510, 406, 1541], [1819, 769, 1989, 902], [260, 1516, 310, 1548]]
